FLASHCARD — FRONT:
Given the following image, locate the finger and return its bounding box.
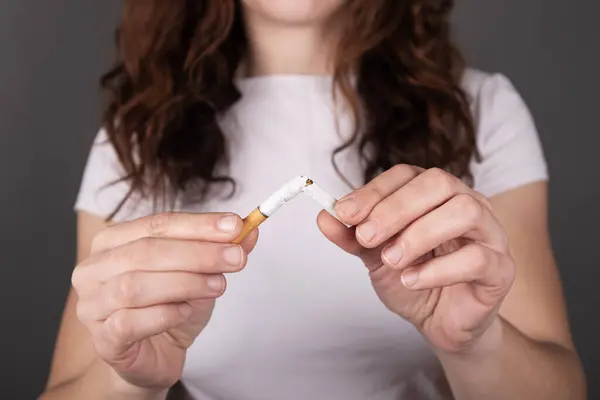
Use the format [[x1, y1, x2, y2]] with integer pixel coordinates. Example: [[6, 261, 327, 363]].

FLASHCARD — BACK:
[[92, 212, 244, 253], [334, 165, 423, 226], [399, 244, 515, 300], [239, 227, 259, 254], [354, 168, 492, 248], [77, 239, 247, 283], [90, 271, 226, 321], [96, 302, 193, 359], [317, 210, 384, 271], [381, 193, 507, 270]]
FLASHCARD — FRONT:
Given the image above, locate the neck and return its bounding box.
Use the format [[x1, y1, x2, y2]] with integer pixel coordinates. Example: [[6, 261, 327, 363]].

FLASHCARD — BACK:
[[241, 11, 340, 77]]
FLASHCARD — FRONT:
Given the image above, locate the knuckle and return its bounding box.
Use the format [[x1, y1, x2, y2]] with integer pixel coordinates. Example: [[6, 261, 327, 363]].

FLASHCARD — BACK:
[[92, 339, 115, 362], [75, 301, 92, 325], [427, 167, 447, 178], [470, 245, 491, 272], [391, 164, 420, 182], [390, 163, 413, 176], [111, 273, 139, 308], [71, 257, 100, 293], [91, 226, 111, 253], [456, 194, 484, 224], [147, 212, 173, 237], [107, 313, 132, 344], [427, 168, 458, 195], [70, 266, 86, 290]]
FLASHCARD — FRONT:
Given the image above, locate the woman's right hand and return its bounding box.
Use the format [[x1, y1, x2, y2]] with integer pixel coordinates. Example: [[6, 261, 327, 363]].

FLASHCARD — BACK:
[[71, 212, 257, 394]]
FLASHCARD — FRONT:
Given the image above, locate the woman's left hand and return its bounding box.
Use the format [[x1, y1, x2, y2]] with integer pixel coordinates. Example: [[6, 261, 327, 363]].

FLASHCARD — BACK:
[[318, 165, 516, 356]]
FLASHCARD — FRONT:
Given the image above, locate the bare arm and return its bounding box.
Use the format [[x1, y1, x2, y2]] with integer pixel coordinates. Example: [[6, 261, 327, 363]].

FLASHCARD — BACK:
[[438, 182, 586, 399], [319, 165, 586, 399], [41, 212, 165, 400]]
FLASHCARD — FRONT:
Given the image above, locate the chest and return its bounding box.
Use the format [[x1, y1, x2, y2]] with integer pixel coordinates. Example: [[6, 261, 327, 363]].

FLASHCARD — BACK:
[[177, 102, 441, 397]]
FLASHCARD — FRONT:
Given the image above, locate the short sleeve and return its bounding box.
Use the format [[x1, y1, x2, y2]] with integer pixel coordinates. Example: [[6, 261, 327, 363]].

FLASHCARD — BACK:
[[74, 129, 146, 221], [466, 71, 549, 198]]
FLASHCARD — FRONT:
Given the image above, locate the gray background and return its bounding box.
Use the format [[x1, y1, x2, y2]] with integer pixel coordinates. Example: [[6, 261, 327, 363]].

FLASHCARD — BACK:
[[0, 0, 597, 398]]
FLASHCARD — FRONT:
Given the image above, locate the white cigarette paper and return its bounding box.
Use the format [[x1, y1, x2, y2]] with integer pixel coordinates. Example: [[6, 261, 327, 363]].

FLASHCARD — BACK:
[[302, 182, 343, 223], [256, 175, 344, 223], [258, 176, 312, 217]]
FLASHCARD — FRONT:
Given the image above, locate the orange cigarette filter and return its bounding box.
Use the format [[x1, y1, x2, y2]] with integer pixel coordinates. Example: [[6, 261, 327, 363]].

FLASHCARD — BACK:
[[232, 208, 267, 244]]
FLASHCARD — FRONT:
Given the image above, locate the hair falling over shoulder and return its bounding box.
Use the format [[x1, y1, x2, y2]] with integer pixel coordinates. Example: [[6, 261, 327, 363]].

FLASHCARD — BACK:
[[101, 0, 476, 219]]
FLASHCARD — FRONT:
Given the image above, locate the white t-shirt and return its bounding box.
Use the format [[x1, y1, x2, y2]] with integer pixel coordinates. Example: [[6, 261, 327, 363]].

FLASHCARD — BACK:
[[75, 69, 548, 400]]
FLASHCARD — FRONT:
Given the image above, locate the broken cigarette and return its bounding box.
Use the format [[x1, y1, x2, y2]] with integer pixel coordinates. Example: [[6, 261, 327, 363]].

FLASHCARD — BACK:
[[232, 176, 342, 244]]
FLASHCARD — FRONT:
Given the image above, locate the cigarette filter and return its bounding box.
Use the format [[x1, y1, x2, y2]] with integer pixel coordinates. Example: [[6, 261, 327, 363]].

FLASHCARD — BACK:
[[231, 208, 267, 244]]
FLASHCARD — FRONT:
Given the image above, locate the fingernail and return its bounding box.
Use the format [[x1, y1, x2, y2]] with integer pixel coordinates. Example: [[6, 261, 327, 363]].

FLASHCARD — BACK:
[[357, 220, 378, 243], [222, 245, 243, 266], [401, 269, 419, 288], [337, 197, 359, 217], [217, 214, 239, 233], [383, 245, 403, 266], [207, 275, 224, 292]]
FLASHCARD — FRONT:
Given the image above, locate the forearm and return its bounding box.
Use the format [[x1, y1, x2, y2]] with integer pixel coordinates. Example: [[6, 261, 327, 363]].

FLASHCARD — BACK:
[[40, 358, 168, 400], [437, 317, 586, 400]]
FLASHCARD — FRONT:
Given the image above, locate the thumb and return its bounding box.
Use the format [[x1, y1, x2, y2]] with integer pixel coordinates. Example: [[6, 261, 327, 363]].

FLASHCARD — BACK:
[[316, 210, 383, 271]]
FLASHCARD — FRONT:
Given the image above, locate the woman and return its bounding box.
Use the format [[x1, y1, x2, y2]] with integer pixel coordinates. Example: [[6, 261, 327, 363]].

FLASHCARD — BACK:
[[42, 0, 586, 399]]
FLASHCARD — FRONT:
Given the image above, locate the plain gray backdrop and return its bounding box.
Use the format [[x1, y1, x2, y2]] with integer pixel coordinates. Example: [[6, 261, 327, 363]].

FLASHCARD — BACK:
[[0, 1, 598, 398]]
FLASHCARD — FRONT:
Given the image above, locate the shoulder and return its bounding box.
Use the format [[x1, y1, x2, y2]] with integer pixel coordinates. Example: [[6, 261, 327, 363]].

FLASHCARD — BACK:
[[461, 68, 525, 121], [460, 68, 549, 198], [74, 129, 155, 222]]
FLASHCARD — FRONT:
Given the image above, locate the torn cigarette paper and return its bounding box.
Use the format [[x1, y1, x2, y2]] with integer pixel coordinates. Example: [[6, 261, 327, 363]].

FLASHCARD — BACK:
[[257, 175, 344, 223], [302, 182, 343, 223], [258, 176, 313, 217]]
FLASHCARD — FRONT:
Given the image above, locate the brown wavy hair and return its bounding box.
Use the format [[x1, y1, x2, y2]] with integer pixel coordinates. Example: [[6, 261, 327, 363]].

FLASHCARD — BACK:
[[101, 0, 476, 219]]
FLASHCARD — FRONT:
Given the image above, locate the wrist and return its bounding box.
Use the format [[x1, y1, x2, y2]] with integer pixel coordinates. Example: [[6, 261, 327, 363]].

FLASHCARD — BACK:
[[78, 359, 168, 400], [435, 316, 505, 365], [108, 368, 168, 400]]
